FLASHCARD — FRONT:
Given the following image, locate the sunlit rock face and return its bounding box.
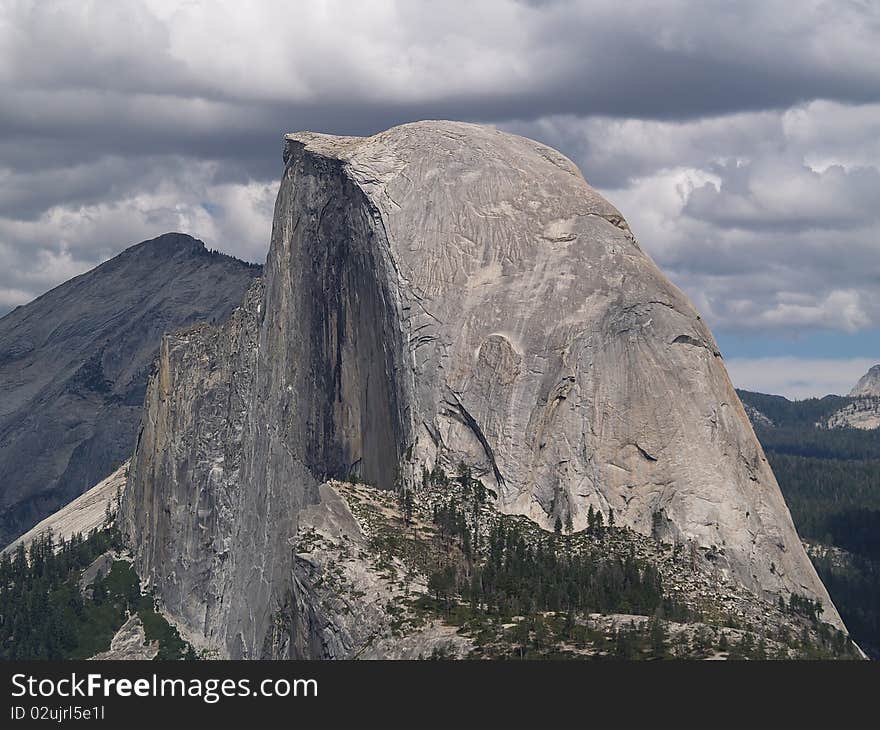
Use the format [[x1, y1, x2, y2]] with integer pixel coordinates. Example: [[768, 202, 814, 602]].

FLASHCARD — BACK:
[[850, 364, 880, 397], [122, 121, 843, 659]]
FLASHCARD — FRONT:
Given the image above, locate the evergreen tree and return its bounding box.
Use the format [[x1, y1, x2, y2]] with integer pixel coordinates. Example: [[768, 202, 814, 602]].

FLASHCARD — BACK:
[[649, 618, 667, 658]]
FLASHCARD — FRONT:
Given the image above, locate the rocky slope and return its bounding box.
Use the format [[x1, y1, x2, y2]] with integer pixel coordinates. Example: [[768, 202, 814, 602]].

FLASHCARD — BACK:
[[90, 615, 159, 661], [850, 365, 880, 397], [813, 365, 880, 430], [2, 463, 128, 556], [0, 233, 261, 547], [284, 474, 854, 659], [122, 121, 844, 659], [822, 398, 880, 430]]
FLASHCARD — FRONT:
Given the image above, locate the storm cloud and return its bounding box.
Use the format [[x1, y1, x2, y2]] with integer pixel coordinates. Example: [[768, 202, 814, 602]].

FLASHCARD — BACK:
[[1, 0, 878, 395]]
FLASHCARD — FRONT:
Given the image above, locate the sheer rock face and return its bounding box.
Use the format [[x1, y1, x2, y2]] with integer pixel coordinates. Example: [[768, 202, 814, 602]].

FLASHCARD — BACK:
[[122, 121, 843, 658], [850, 364, 880, 397]]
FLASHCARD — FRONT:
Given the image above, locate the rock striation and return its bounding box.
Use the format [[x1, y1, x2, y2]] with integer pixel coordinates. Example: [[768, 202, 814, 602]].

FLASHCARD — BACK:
[[122, 121, 844, 658], [0, 233, 261, 548]]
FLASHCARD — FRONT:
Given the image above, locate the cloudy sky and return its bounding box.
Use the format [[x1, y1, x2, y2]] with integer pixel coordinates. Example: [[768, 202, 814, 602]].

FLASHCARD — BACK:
[[1, 0, 878, 398]]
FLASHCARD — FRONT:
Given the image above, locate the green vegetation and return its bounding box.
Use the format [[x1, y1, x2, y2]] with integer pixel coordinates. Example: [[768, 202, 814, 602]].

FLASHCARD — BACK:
[[766, 453, 880, 544], [737, 391, 849, 429], [138, 601, 195, 660], [738, 389, 880, 658], [0, 523, 194, 660], [420, 465, 678, 622], [812, 550, 880, 659], [434, 514, 668, 618], [401, 465, 713, 658], [399, 464, 855, 659]]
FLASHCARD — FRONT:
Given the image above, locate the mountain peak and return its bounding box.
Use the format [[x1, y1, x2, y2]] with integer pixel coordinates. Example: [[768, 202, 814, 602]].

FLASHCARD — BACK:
[[125, 232, 208, 259], [0, 232, 262, 549], [850, 364, 880, 397], [138, 230, 204, 248]]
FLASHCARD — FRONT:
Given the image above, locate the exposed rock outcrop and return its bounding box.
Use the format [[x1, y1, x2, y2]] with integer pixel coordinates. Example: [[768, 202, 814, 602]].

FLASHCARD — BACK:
[[743, 403, 774, 429], [287, 481, 473, 659], [90, 615, 159, 661], [3, 463, 128, 556], [819, 366, 880, 429], [0, 233, 261, 548], [822, 397, 880, 430], [849, 364, 880, 397], [122, 121, 844, 658]]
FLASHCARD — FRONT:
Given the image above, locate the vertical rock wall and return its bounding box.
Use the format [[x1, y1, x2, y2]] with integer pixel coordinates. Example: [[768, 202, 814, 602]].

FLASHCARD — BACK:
[[123, 122, 844, 657]]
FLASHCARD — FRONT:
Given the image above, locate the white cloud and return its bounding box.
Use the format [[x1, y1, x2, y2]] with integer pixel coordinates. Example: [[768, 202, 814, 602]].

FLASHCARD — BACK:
[[754, 290, 870, 333], [0, 168, 274, 308], [684, 156, 880, 231]]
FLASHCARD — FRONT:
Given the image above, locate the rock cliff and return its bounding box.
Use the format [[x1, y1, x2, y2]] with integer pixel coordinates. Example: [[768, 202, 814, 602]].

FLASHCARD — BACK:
[[818, 365, 880, 430], [122, 121, 843, 658]]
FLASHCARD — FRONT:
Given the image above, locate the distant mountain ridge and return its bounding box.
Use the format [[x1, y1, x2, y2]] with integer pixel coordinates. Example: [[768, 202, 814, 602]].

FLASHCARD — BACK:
[[0, 232, 261, 548]]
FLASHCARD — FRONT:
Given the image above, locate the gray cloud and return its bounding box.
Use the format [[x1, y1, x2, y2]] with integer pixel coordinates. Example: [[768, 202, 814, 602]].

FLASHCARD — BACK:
[[684, 158, 880, 232], [1, 0, 879, 387], [507, 101, 880, 338]]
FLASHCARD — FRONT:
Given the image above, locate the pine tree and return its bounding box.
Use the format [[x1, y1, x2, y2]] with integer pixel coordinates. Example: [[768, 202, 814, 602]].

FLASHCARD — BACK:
[[650, 618, 667, 658]]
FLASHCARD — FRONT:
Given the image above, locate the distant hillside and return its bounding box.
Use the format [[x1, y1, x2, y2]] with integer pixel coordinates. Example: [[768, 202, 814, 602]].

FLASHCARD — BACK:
[[823, 397, 880, 431], [0, 233, 261, 548], [738, 388, 880, 658]]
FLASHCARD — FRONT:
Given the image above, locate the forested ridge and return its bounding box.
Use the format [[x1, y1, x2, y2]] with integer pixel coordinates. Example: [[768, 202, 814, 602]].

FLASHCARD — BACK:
[[738, 389, 880, 658]]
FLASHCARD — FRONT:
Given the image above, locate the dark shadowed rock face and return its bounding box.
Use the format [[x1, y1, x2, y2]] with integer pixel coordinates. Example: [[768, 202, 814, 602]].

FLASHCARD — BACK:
[[0, 233, 261, 547], [122, 122, 844, 659]]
